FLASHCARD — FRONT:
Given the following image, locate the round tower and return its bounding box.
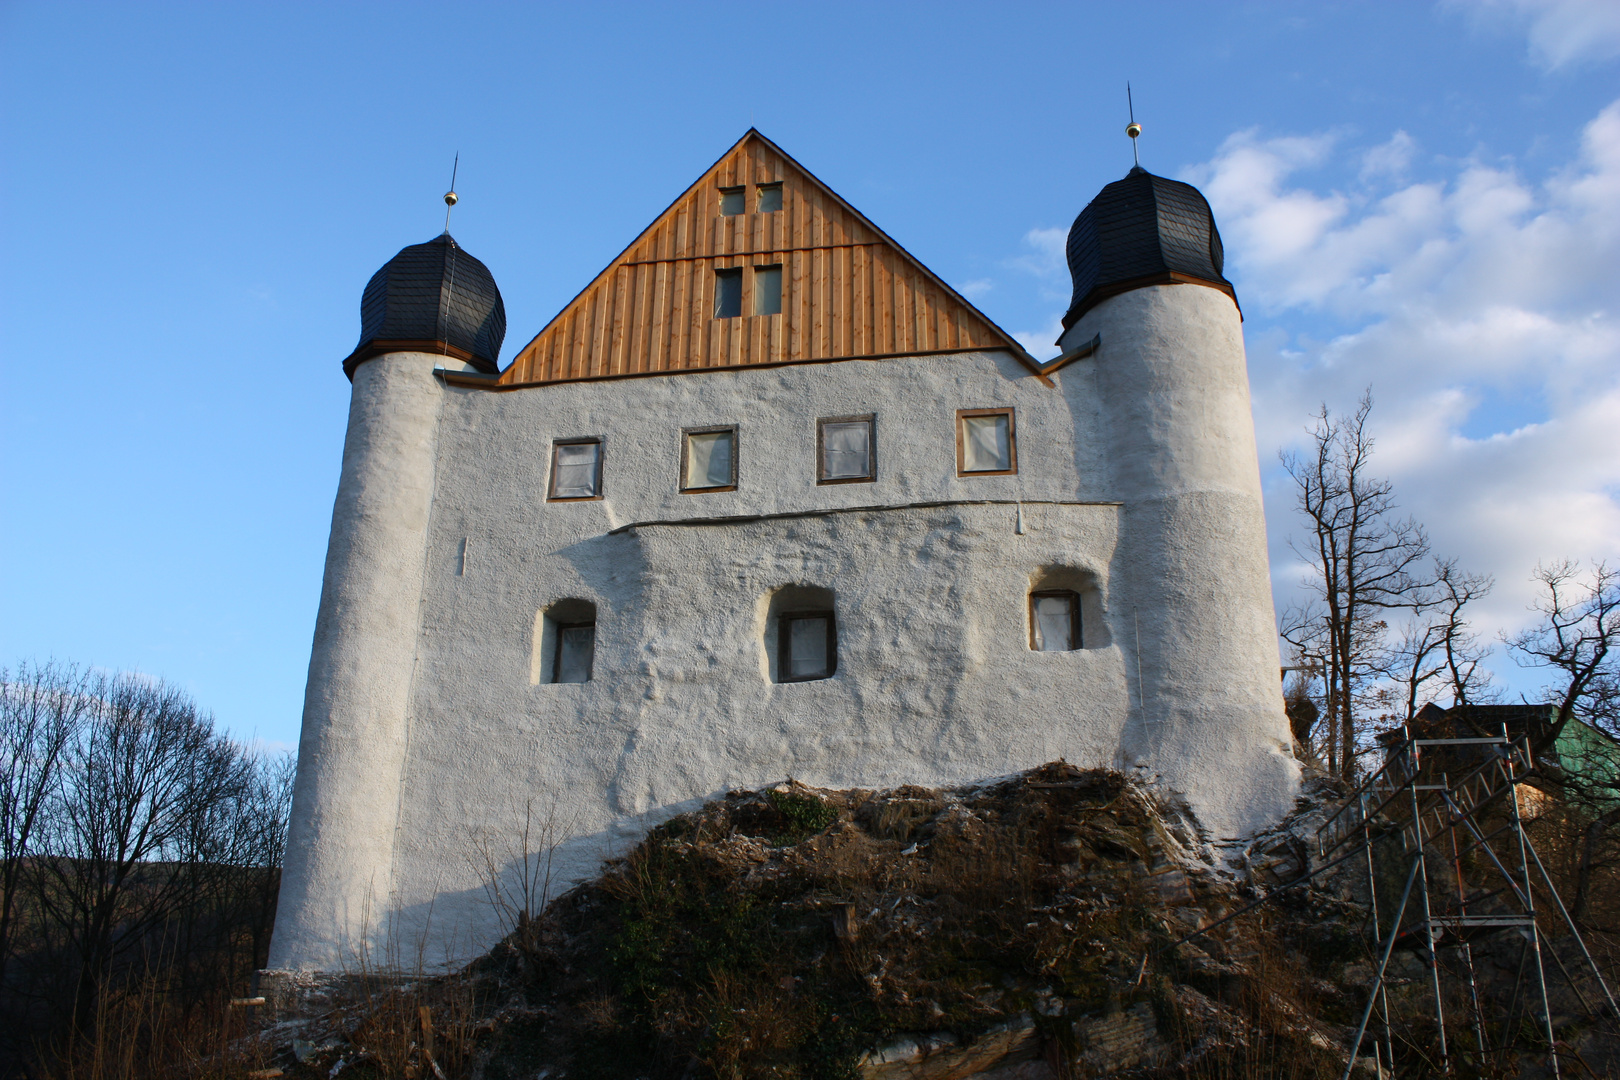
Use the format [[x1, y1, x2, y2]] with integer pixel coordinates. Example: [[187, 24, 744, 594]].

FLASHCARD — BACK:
[[269, 234, 505, 970], [1058, 166, 1297, 838]]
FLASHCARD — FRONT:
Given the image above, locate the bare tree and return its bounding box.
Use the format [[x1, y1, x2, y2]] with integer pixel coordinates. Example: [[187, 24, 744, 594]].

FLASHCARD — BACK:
[[472, 797, 572, 972], [244, 751, 296, 967], [0, 662, 88, 989], [1280, 391, 1435, 778], [1386, 561, 1496, 721], [0, 663, 298, 1070], [1504, 562, 1620, 919], [1507, 560, 1620, 746], [161, 745, 295, 1002], [30, 672, 251, 1027]]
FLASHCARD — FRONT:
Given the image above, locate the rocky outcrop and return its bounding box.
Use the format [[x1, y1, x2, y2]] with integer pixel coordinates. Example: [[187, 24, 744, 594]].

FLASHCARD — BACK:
[[248, 764, 1605, 1080]]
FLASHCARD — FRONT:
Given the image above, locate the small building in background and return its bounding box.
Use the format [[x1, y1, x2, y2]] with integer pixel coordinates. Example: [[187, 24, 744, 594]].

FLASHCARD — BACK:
[[1403, 702, 1620, 818]]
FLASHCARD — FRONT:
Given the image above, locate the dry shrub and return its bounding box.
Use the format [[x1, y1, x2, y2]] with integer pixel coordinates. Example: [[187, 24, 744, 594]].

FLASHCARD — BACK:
[[492, 765, 1212, 1078], [1165, 933, 1344, 1080], [32, 975, 272, 1080], [346, 974, 481, 1079]]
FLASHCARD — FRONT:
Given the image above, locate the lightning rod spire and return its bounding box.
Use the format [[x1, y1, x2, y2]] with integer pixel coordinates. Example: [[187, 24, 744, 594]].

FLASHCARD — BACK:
[[442, 153, 460, 234], [1126, 84, 1142, 168]]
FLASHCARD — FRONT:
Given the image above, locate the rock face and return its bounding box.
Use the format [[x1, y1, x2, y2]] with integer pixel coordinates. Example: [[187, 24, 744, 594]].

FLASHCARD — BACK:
[[252, 764, 1387, 1079], [246, 762, 1620, 1079]]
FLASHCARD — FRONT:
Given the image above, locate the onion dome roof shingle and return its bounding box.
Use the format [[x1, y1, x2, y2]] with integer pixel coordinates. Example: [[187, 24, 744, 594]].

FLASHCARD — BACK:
[[1061, 166, 1236, 333], [343, 233, 506, 379]]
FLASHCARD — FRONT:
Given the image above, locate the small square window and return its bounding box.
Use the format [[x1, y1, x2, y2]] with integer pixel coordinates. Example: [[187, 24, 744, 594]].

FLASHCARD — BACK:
[[779, 611, 836, 681], [553, 622, 596, 683], [956, 408, 1016, 475], [754, 265, 782, 316], [681, 426, 737, 492], [548, 439, 602, 500], [817, 415, 875, 484], [757, 183, 783, 212], [720, 186, 745, 215], [1030, 591, 1080, 651], [714, 268, 743, 318]]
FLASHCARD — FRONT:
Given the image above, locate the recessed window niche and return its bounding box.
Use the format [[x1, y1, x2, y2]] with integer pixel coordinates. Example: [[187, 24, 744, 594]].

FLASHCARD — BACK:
[[530, 598, 598, 685], [1027, 567, 1109, 651], [761, 584, 838, 683]]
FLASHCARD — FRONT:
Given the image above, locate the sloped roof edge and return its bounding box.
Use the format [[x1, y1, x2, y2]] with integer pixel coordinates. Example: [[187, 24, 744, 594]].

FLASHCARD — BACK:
[[504, 129, 1042, 380]]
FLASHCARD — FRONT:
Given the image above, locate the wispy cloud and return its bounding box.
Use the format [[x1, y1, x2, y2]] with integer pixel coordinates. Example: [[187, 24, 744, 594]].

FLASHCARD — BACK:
[[1006, 227, 1070, 359], [1359, 131, 1417, 184], [1193, 99, 1620, 646], [1451, 0, 1620, 69]]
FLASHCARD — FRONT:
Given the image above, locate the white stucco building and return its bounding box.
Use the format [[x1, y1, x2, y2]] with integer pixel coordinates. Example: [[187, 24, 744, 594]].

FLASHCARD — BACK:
[[266, 130, 1299, 974]]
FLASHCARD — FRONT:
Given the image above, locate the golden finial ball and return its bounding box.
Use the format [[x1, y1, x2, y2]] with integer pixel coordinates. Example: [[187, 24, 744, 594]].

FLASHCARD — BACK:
[[1126, 122, 1142, 139], [444, 191, 459, 207]]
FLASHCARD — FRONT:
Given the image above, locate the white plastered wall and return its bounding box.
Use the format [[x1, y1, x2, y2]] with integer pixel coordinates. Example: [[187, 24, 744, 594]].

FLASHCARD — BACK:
[[270, 282, 1298, 971], [1059, 284, 1298, 839], [272, 352, 468, 971]]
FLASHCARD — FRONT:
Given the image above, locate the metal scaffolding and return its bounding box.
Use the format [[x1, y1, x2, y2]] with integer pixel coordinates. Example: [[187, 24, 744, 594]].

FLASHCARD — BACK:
[[1317, 725, 1620, 1078]]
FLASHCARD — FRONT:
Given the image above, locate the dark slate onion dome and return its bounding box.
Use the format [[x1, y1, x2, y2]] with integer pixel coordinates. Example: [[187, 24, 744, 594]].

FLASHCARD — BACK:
[[1060, 166, 1236, 335], [342, 233, 507, 379]]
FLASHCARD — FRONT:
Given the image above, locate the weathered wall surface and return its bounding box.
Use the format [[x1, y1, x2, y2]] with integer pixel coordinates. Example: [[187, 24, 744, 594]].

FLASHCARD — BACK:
[[271, 352, 471, 971], [1061, 284, 1296, 839], [271, 283, 1297, 972]]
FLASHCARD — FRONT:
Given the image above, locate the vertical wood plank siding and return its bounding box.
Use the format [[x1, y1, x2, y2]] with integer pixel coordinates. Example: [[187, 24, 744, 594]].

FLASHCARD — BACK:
[[499, 133, 1024, 387]]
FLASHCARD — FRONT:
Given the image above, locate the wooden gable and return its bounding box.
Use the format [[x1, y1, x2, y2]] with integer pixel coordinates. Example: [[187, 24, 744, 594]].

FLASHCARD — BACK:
[[496, 130, 1036, 388]]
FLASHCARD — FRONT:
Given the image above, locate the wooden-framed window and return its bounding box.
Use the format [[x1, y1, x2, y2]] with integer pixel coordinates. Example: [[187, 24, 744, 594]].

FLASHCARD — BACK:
[[1030, 590, 1080, 651], [714, 268, 743, 318], [817, 414, 875, 484], [753, 265, 783, 316], [547, 438, 603, 501], [956, 407, 1016, 476], [778, 610, 837, 682], [553, 620, 596, 683], [757, 182, 783, 213], [719, 186, 745, 216], [680, 425, 738, 492]]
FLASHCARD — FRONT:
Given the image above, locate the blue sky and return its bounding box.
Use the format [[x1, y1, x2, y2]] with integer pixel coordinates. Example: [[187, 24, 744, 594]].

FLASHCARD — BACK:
[[3, 1, 1618, 749]]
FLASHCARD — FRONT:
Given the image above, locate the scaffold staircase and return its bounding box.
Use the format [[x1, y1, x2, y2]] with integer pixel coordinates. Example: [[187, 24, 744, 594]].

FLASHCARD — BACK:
[[1315, 726, 1619, 1078]]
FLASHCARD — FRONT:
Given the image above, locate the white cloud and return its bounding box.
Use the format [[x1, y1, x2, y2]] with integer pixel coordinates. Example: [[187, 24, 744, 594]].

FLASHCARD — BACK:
[[1008, 226, 1072, 359], [1202, 100, 1620, 666], [1360, 131, 1418, 184], [1009, 226, 1068, 284], [1453, 0, 1620, 69], [956, 278, 994, 300], [1012, 318, 1066, 362]]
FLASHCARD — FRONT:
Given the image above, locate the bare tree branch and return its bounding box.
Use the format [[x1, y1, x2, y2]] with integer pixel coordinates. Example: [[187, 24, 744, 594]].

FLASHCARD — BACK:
[[1280, 391, 1436, 777]]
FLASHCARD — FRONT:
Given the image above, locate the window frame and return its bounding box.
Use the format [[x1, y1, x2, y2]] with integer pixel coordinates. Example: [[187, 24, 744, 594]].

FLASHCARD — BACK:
[[955, 407, 1018, 477], [719, 185, 746, 216], [546, 437, 605, 502], [777, 609, 838, 683], [1029, 590, 1081, 652], [756, 182, 784, 213], [816, 413, 877, 485], [551, 620, 596, 683], [679, 424, 739, 493], [753, 263, 783, 316], [714, 267, 743, 319]]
